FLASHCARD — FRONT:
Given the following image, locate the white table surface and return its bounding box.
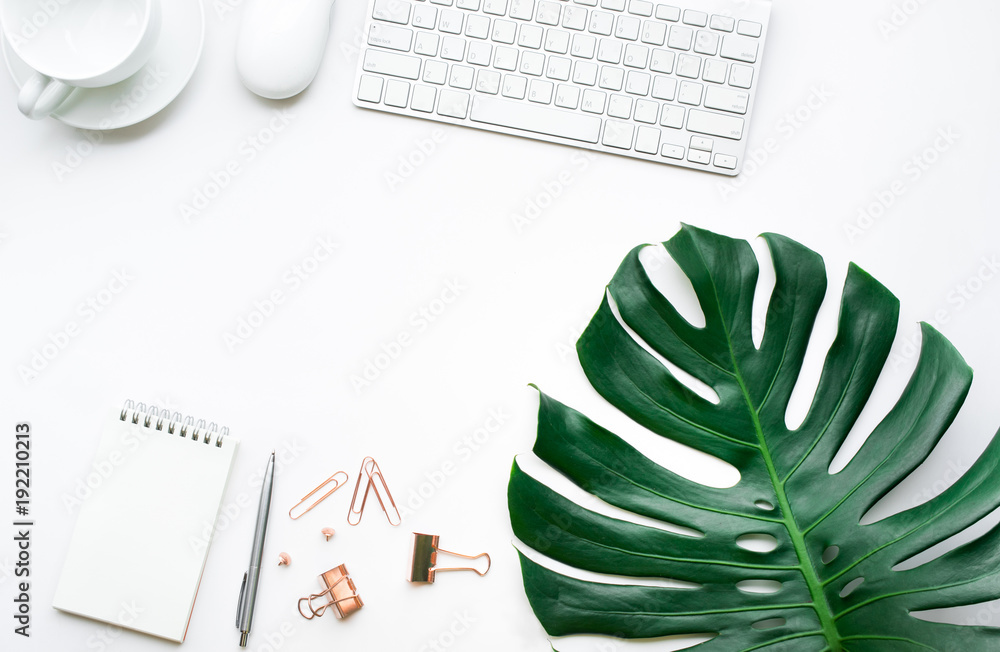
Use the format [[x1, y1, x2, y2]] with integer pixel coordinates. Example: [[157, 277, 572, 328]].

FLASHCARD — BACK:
[[2, 0, 1000, 650]]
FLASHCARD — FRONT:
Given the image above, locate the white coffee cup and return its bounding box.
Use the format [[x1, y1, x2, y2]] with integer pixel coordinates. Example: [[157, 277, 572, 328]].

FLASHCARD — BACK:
[[1, 0, 161, 119]]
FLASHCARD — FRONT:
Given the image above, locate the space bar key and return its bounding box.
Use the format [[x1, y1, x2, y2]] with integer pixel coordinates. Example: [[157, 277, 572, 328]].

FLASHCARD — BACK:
[[470, 97, 601, 144]]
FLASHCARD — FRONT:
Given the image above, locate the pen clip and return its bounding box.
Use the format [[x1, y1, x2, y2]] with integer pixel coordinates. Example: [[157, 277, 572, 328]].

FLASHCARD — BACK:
[[236, 572, 248, 628]]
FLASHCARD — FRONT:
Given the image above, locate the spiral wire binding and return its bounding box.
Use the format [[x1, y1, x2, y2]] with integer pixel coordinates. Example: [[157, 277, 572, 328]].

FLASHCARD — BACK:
[[119, 400, 230, 447]]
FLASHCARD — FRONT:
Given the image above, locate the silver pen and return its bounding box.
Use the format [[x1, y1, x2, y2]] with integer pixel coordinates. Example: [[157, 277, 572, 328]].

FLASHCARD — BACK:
[[236, 451, 275, 647]]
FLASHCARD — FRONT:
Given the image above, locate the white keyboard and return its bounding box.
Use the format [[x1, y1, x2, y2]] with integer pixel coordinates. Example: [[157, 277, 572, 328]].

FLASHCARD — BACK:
[[353, 0, 771, 175]]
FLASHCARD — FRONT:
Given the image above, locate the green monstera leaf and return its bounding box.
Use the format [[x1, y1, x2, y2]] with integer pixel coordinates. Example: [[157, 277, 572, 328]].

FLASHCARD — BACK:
[[508, 225, 1000, 651]]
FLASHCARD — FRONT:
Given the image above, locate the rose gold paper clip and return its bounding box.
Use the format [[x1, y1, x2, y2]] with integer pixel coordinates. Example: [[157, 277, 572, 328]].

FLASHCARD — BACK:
[[289, 471, 349, 519], [407, 533, 491, 583], [298, 564, 364, 620], [347, 456, 401, 526]]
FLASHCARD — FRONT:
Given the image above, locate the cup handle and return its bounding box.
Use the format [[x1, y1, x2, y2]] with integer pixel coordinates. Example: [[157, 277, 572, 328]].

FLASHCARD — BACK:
[[17, 73, 75, 120]]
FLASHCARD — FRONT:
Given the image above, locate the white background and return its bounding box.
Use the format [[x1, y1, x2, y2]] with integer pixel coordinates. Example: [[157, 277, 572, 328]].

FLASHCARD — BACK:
[[2, 0, 1000, 650]]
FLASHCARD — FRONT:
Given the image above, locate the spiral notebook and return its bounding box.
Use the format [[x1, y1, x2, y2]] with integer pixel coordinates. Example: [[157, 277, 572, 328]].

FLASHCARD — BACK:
[[53, 402, 239, 642]]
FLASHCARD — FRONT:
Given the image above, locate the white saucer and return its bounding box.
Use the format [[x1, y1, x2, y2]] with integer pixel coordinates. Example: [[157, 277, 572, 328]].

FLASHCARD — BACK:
[[2, 0, 204, 129]]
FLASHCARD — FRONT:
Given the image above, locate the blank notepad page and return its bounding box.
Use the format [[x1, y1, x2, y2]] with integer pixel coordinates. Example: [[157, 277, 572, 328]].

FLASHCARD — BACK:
[[53, 407, 238, 642]]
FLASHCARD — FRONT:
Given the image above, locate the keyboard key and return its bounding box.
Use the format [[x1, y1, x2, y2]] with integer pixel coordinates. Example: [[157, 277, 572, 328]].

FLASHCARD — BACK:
[[678, 80, 702, 104], [357, 74, 384, 102], [457, 0, 480, 9], [373, 0, 411, 24], [471, 95, 602, 142], [364, 49, 422, 79], [437, 89, 470, 117], [641, 20, 666, 45], [415, 31, 440, 55], [466, 14, 490, 38], [494, 46, 519, 69], [615, 16, 641, 41], [573, 60, 599, 85], [477, 69, 501, 93], [704, 86, 748, 114], [702, 59, 727, 84], [571, 33, 597, 57], [581, 88, 606, 113], [441, 36, 466, 60], [529, 79, 554, 103], [694, 30, 719, 55], [608, 93, 631, 118], [714, 153, 737, 169], [440, 10, 463, 33], [602, 120, 634, 148], [710, 15, 734, 32], [597, 39, 622, 63], [729, 63, 753, 88], [410, 84, 436, 111], [625, 70, 650, 95], [368, 24, 414, 52], [520, 50, 545, 75], [635, 125, 660, 153], [575, 0, 598, 6], [588, 11, 614, 35], [721, 35, 758, 63], [651, 74, 676, 99], [599, 66, 624, 90], [492, 19, 517, 43], [687, 108, 744, 139], [667, 25, 692, 50], [519, 24, 544, 48], [385, 79, 410, 107], [688, 148, 710, 164], [690, 135, 713, 151], [737, 20, 762, 37], [600, 0, 625, 11], [430, 0, 452, 5], [483, 0, 507, 15], [650, 48, 674, 73], [502, 73, 528, 98], [509, 0, 534, 20], [563, 6, 588, 30], [449, 65, 474, 89], [467, 41, 492, 64], [676, 54, 701, 78], [536, 0, 561, 25], [412, 4, 438, 28], [544, 29, 570, 53], [659, 103, 684, 128], [654, 4, 679, 21], [661, 143, 684, 158], [634, 98, 658, 123], [623, 43, 649, 68], [629, 0, 652, 16], [555, 83, 581, 108], [546, 56, 572, 80], [682, 9, 706, 27], [423, 58, 448, 83]]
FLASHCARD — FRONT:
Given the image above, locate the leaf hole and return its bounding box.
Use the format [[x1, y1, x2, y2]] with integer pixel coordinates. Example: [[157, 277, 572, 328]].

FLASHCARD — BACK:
[[749, 236, 776, 350], [605, 288, 721, 406], [736, 580, 782, 595], [736, 534, 778, 553], [840, 577, 864, 598], [822, 546, 840, 564], [754, 500, 774, 511], [638, 244, 706, 328], [751, 617, 786, 631]]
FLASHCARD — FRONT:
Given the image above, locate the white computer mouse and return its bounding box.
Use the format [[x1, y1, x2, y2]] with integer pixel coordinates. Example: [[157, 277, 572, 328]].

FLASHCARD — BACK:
[[236, 0, 336, 99]]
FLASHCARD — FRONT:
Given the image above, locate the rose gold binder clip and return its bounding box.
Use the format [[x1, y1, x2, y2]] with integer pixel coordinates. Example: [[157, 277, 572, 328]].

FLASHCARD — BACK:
[[407, 533, 491, 583], [289, 471, 349, 519], [347, 456, 401, 526], [297, 564, 364, 620]]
